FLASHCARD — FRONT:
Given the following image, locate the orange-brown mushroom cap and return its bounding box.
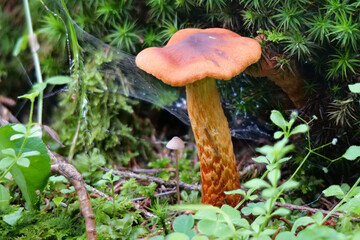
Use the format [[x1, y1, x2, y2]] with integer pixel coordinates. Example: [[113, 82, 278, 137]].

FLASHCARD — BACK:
[[136, 28, 261, 86]]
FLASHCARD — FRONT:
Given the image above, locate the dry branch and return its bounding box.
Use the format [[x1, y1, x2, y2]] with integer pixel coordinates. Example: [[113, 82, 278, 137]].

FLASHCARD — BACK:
[[275, 202, 360, 221], [51, 163, 97, 240], [103, 167, 201, 191]]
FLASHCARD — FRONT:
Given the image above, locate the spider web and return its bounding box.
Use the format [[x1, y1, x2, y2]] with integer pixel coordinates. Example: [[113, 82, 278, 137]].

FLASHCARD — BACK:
[[52, 4, 271, 141]]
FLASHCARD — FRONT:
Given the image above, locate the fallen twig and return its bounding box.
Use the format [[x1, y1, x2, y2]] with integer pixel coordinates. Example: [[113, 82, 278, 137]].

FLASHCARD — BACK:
[[51, 163, 97, 240], [103, 167, 201, 191], [131, 190, 178, 202], [86, 184, 112, 201], [0, 95, 16, 106], [275, 202, 360, 221]]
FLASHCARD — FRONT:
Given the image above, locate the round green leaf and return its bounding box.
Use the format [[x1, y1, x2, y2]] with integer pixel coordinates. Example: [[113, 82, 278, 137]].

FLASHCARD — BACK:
[[0, 125, 51, 210], [173, 214, 194, 233], [342, 146, 360, 160], [165, 232, 189, 240], [349, 83, 360, 93], [323, 185, 345, 198], [275, 231, 296, 240], [291, 217, 315, 234]]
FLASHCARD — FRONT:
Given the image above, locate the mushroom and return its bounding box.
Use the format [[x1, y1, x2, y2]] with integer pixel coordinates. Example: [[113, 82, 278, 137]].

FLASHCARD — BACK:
[[136, 28, 261, 207], [246, 34, 306, 108], [166, 136, 185, 204]]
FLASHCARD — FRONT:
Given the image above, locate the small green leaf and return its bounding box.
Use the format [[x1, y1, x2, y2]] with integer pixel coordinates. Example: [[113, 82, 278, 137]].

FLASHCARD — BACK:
[[275, 231, 296, 240], [0, 157, 13, 169], [291, 217, 315, 234], [11, 124, 27, 134], [197, 219, 216, 235], [271, 207, 290, 217], [323, 185, 345, 198], [2, 148, 16, 157], [278, 157, 292, 164], [29, 126, 42, 138], [248, 195, 259, 201], [311, 211, 323, 224], [243, 179, 271, 189], [0, 184, 10, 209], [280, 180, 299, 191], [3, 208, 24, 226], [53, 196, 65, 207], [241, 202, 265, 216], [342, 146, 360, 160], [46, 75, 73, 85], [220, 204, 246, 227], [49, 175, 68, 183], [262, 188, 279, 199], [194, 210, 217, 221], [225, 189, 246, 196], [20, 151, 40, 158], [165, 232, 189, 240], [12, 35, 28, 57], [349, 83, 360, 93], [252, 156, 269, 164], [290, 124, 309, 135], [173, 214, 194, 233], [274, 131, 284, 139], [270, 110, 287, 130], [17, 157, 30, 167], [10, 134, 25, 141], [60, 186, 75, 194], [29, 82, 47, 95], [338, 198, 360, 214], [18, 92, 39, 102], [197, 219, 233, 238], [268, 169, 281, 187]]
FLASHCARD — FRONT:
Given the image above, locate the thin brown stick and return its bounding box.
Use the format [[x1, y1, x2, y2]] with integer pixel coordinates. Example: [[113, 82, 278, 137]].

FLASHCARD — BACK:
[[41, 198, 50, 212], [131, 190, 178, 202], [51, 163, 97, 240], [0, 95, 16, 106], [275, 202, 360, 221], [103, 167, 201, 191], [86, 184, 112, 201]]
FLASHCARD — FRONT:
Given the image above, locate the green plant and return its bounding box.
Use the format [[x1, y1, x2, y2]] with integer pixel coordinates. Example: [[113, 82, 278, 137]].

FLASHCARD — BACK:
[[99, 169, 120, 211], [0, 93, 49, 210], [120, 178, 156, 199], [158, 109, 360, 239]]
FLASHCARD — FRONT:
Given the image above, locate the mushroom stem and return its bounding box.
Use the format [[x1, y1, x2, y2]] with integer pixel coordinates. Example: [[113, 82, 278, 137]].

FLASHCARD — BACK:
[[175, 151, 180, 204], [186, 78, 241, 207]]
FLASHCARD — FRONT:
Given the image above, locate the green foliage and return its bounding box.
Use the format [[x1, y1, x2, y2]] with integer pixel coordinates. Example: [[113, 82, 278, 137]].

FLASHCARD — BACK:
[[2, 1, 360, 239], [0, 196, 145, 239], [0, 124, 50, 210], [160, 110, 360, 239], [107, 19, 140, 53], [53, 50, 151, 166], [0, 205, 85, 239], [148, 157, 173, 181], [120, 178, 156, 199]]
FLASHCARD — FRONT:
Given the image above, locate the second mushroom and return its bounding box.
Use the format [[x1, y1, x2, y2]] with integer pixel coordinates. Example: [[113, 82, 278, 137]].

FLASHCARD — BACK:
[[136, 28, 261, 207]]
